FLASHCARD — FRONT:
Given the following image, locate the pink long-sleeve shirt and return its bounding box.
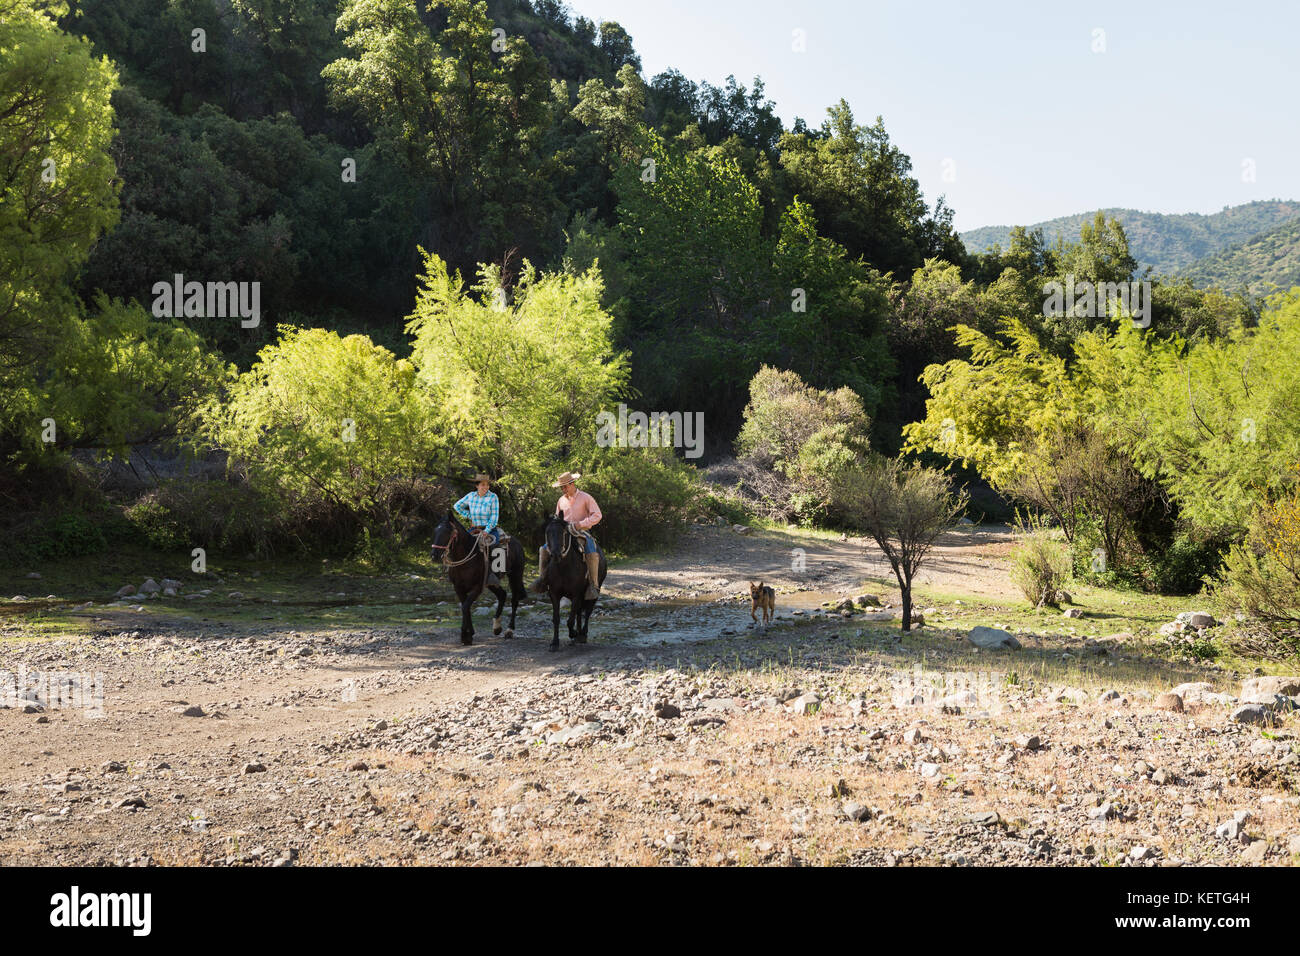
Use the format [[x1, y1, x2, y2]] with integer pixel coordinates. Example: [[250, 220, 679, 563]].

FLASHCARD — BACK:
[[557, 489, 602, 531]]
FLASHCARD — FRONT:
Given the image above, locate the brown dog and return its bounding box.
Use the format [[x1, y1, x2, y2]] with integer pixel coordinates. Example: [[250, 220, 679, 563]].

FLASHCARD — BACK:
[[749, 581, 775, 625]]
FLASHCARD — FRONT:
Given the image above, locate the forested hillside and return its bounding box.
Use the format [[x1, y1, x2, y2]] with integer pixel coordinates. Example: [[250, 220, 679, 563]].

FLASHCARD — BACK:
[[1181, 216, 1300, 297], [962, 200, 1300, 275]]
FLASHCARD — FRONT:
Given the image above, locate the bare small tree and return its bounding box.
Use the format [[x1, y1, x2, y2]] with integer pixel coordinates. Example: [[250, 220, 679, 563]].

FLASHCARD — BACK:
[[843, 458, 968, 631]]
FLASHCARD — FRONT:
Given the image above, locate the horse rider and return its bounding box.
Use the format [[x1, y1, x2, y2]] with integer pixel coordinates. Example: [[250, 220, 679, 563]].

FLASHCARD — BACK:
[[532, 471, 603, 599], [452, 472, 502, 587]]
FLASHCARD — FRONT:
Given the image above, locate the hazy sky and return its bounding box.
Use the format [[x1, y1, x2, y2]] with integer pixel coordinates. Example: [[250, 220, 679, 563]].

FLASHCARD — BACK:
[[565, 0, 1300, 232]]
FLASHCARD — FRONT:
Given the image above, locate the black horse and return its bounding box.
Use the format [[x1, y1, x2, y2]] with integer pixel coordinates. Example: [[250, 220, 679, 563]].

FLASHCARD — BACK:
[[540, 513, 607, 651], [431, 510, 525, 645]]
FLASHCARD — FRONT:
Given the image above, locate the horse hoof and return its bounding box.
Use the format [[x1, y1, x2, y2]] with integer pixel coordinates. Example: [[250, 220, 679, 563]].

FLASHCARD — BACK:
[[503, 629, 514, 639], [461, 637, 473, 646], [548, 644, 559, 652], [493, 628, 502, 636]]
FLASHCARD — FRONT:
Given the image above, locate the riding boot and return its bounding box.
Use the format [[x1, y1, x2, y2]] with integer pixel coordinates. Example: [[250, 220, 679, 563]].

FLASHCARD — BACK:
[[530, 547, 550, 593], [583, 552, 601, 600]]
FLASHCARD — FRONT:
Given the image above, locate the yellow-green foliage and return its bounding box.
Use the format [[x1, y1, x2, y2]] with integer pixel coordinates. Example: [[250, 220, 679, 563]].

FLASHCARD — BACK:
[[207, 327, 440, 514], [406, 251, 630, 511]]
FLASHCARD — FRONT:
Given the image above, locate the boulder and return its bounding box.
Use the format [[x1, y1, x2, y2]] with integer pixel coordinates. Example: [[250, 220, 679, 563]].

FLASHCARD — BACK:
[[1240, 676, 1300, 703], [966, 626, 1021, 650], [1231, 703, 1278, 727], [138, 578, 160, 595], [1063, 608, 1085, 619], [1154, 692, 1184, 713]]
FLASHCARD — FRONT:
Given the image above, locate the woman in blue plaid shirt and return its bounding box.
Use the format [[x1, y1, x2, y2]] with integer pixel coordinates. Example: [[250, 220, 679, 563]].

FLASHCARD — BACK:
[[453, 473, 503, 586], [453, 473, 501, 543]]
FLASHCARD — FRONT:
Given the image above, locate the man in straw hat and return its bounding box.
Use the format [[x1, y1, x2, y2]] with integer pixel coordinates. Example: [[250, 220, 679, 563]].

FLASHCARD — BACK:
[[453, 473, 503, 587], [532, 471, 603, 599]]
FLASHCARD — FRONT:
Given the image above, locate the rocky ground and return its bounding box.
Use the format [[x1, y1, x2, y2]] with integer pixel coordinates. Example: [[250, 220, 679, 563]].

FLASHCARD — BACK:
[[1, 524, 1298, 866]]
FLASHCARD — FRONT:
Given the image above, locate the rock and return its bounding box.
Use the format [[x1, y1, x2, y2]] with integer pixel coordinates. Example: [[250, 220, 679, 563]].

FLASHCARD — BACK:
[[731, 524, 752, 535], [1241, 676, 1300, 703], [919, 762, 941, 778], [1215, 818, 1248, 843], [1016, 734, 1041, 751], [1096, 689, 1121, 702], [966, 626, 1021, 650], [1087, 801, 1114, 821], [228, 591, 244, 600], [1063, 608, 1085, 619], [22, 703, 43, 714], [957, 516, 975, 526], [1053, 686, 1090, 705], [1155, 693, 1184, 713], [1288, 835, 1300, 856], [1129, 845, 1153, 861], [854, 594, 881, 607], [114, 585, 137, 598], [903, 727, 926, 745], [115, 797, 147, 810], [969, 810, 1001, 826], [1231, 703, 1278, 727], [1181, 611, 1217, 628], [346, 760, 369, 772], [787, 693, 822, 715], [179, 705, 205, 718], [139, 578, 160, 595], [547, 721, 602, 745], [1055, 590, 1072, 604], [242, 762, 267, 774], [161, 578, 182, 590], [1152, 768, 1172, 785], [25, 572, 41, 579], [1241, 840, 1268, 863], [162, 587, 176, 597], [654, 702, 681, 719], [842, 801, 871, 822], [1100, 632, 1133, 644]]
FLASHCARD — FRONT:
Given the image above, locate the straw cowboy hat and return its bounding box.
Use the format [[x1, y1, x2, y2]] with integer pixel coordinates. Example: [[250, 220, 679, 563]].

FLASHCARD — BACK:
[[551, 471, 582, 488], [471, 473, 492, 484]]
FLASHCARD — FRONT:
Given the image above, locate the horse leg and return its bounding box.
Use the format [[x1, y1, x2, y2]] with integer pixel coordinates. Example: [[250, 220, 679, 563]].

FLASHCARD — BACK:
[[568, 601, 581, 644], [460, 594, 475, 645], [576, 599, 593, 644], [550, 593, 561, 651], [504, 546, 523, 638], [489, 584, 506, 636]]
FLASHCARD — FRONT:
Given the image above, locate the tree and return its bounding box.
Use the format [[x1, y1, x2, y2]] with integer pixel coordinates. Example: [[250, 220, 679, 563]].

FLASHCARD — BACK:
[[0, 0, 120, 425], [324, 0, 558, 273], [404, 250, 629, 512], [777, 100, 962, 276], [841, 458, 967, 630]]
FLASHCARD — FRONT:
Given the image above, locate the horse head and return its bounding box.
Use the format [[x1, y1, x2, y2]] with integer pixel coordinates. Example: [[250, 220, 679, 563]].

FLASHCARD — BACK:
[[432, 509, 466, 559]]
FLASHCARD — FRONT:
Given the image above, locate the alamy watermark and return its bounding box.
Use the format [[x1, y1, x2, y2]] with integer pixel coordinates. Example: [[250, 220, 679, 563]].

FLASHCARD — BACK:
[[596, 403, 704, 459], [151, 273, 260, 328], [2, 665, 104, 717], [1042, 274, 1150, 329]]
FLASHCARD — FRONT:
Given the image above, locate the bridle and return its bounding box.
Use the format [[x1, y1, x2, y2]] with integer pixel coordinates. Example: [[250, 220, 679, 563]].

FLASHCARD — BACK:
[[432, 523, 484, 569]]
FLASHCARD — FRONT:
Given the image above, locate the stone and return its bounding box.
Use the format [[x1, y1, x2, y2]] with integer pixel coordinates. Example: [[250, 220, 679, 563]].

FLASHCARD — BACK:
[[1129, 845, 1153, 861], [842, 801, 871, 822], [787, 693, 822, 715], [1152, 768, 1172, 785], [854, 594, 881, 607], [1215, 818, 1247, 843], [1087, 802, 1114, 820], [1288, 835, 1300, 856], [1183, 611, 1217, 629], [1231, 703, 1277, 727], [346, 760, 369, 772], [1096, 689, 1121, 702], [1063, 608, 1085, 619], [1155, 692, 1184, 713], [1055, 590, 1072, 604], [243, 762, 267, 774], [969, 810, 1001, 826], [1241, 840, 1268, 863], [1016, 734, 1041, 751], [1240, 676, 1300, 703], [732, 524, 752, 535], [966, 626, 1021, 650], [139, 578, 160, 595], [179, 705, 204, 718]]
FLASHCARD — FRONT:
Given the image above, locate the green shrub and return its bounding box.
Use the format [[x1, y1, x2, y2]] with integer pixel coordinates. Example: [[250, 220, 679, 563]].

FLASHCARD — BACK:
[[1010, 526, 1072, 606], [578, 448, 705, 553]]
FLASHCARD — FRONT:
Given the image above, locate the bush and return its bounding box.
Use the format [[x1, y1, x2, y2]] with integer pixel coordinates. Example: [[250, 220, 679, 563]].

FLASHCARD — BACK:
[[1213, 488, 1300, 642], [1010, 525, 1072, 606], [577, 448, 706, 553], [7, 512, 108, 562], [1137, 532, 1227, 595]]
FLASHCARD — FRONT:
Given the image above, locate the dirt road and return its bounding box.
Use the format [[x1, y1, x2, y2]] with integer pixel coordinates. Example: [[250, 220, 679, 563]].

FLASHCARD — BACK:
[[1, 524, 1295, 866]]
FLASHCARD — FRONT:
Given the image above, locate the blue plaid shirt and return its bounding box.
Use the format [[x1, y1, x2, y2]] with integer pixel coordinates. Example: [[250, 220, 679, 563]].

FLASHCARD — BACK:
[[453, 490, 499, 532]]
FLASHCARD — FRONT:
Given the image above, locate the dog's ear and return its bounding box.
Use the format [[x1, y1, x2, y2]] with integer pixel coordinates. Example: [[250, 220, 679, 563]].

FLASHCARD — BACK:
[[758, 581, 764, 589]]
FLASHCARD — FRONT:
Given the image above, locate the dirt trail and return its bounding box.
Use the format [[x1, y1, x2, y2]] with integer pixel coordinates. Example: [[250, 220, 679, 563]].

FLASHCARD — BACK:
[[2, 524, 1295, 867]]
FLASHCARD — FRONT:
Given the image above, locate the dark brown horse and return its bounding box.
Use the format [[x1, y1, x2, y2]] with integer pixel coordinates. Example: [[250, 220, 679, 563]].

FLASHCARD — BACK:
[[431, 510, 525, 645], [540, 513, 607, 651]]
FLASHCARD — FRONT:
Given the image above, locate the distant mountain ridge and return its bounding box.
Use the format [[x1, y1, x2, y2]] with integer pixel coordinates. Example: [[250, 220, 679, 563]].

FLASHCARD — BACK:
[[1180, 216, 1300, 297], [961, 200, 1300, 275]]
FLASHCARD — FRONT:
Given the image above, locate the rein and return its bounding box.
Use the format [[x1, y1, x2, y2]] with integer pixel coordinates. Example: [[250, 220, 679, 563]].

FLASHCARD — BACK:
[[434, 526, 489, 570]]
